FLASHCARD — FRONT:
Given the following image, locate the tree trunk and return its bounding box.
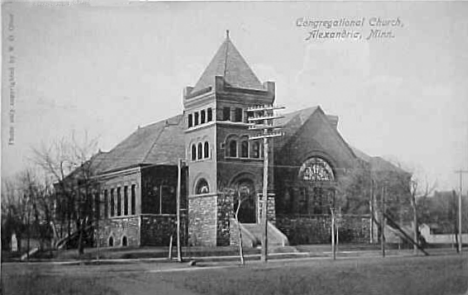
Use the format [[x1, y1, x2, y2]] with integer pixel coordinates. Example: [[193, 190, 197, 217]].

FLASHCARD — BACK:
[[237, 219, 245, 265], [331, 208, 336, 260]]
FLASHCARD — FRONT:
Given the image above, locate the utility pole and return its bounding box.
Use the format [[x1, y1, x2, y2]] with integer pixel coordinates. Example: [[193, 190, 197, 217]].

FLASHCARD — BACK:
[[455, 169, 467, 253], [176, 159, 184, 262], [381, 185, 386, 258], [247, 105, 284, 263]]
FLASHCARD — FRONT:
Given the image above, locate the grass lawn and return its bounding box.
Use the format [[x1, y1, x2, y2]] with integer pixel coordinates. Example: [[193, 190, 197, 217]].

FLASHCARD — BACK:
[[1, 254, 467, 295], [161, 255, 468, 295]]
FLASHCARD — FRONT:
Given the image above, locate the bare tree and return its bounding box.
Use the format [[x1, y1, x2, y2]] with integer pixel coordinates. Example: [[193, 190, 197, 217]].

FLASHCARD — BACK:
[[410, 177, 436, 253], [220, 182, 251, 266], [32, 131, 101, 256]]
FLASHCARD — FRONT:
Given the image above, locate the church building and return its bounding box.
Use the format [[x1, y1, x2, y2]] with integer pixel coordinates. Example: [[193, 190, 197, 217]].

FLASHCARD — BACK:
[[65, 33, 409, 248]]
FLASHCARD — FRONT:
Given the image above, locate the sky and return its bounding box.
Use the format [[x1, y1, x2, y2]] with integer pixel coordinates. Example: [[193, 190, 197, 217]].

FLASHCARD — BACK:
[[2, 1, 468, 191]]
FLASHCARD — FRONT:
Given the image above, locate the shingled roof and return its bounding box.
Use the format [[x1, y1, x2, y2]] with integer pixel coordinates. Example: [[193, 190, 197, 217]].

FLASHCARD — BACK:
[[191, 34, 264, 93], [350, 146, 408, 174], [95, 114, 185, 174]]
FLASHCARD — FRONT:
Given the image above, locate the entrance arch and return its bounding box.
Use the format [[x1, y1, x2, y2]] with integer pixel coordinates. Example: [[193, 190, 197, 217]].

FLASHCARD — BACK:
[[233, 179, 257, 223]]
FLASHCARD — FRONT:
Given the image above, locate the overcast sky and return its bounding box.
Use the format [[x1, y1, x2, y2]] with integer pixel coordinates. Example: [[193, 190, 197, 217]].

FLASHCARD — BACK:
[[2, 1, 468, 191]]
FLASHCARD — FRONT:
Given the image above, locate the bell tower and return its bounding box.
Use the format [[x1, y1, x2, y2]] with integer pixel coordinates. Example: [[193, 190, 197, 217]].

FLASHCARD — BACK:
[[184, 32, 276, 246]]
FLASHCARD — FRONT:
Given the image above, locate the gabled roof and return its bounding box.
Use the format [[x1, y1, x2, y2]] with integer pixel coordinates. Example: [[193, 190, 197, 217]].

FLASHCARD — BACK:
[[191, 35, 264, 93], [95, 114, 185, 174]]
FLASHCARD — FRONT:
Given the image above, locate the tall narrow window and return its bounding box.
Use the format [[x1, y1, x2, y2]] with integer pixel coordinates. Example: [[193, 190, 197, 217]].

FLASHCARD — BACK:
[[131, 184, 136, 215], [117, 187, 121, 216], [192, 144, 196, 161], [235, 108, 243, 122], [198, 143, 203, 159], [229, 140, 237, 157], [124, 186, 128, 215], [110, 188, 115, 217], [252, 141, 260, 158], [223, 107, 231, 121], [207, 108, 213, 122], [241, 140, 248, 158], [188, 114, 193, 128], [195, 112, 199, 126], [201, 110, 206, 124], [104, 190, 108, 218], [204, 141, 209, 158], [94, 192, 100, 220]]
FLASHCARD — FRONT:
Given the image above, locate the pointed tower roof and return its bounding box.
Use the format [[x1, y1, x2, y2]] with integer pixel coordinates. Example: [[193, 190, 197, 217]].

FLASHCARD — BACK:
[[192, 31, 264, 93]]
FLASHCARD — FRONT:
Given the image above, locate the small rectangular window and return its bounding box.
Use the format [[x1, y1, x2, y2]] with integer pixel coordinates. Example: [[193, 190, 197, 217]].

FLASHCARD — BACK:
[[195, 112, 199, 125], [223, 107, 230, 121], [207, 108, 213, 122], [201, 110, 206, 124], [188, 114, 193, 128], [235, 108, 243, 122]]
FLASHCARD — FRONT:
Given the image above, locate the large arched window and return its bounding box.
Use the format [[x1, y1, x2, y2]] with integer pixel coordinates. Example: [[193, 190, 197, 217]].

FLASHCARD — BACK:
[[195, 178, 210, 194], [204, 141, 209, 158], [241, 140, 249, 158], [228, 140, 237, 157], [191, 144, 196, 161], [298, 157, 335, 181], [198, 143, 203, 160]]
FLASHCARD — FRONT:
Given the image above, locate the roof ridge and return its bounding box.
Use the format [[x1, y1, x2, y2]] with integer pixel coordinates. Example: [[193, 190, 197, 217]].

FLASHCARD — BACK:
[[223, 37, 229, 80]]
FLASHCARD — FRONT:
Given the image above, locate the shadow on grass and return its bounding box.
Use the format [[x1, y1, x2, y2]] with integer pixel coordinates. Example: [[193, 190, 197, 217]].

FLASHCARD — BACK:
[[2, 272, 118, 295]]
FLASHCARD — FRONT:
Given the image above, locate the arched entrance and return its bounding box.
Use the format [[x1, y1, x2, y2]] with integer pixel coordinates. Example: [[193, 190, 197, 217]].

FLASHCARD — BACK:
[[233, 179, 257, 223]]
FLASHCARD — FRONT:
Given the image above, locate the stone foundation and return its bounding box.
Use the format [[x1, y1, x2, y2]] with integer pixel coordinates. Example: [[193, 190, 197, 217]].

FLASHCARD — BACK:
[[97, 216, 140, 247], [140, 214, 187, 247], [188, 194, 218, 246], [276, 214, 371, 245]]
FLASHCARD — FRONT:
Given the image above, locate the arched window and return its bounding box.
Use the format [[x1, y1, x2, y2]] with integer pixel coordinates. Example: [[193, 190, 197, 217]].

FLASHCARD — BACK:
[[298, 157, 335, 181], [198, 143, 203, 159], [207, 108, 213, 122], [251, 141, 260, 158], [229, 140, 237, 157], [204, 141, 209, 158], [195, 179, 210, 194], [122, 236, 128, 247], [201, 110, 206, 124], [241, 140, 248, 158], [109, 236, 114, 247], [188, 114, 193, 128], [191, 144, 196, 161]]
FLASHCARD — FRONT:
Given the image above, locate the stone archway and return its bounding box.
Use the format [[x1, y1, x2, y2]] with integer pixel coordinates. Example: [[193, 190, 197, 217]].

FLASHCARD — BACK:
[[233, 179, 257, 224]]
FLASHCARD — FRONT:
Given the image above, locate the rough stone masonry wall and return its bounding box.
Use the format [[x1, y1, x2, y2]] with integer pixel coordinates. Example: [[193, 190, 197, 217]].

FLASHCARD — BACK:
[[140, 214, 188, 247], [276, 215, 371, 245], [188, 194, 217, 246], [216, 193, 233, 246], [97, 216, 140, 247]]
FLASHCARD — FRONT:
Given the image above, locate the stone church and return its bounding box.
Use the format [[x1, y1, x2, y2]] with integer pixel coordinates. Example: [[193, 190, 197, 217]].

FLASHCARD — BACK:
[[72, 34, 408, 248]]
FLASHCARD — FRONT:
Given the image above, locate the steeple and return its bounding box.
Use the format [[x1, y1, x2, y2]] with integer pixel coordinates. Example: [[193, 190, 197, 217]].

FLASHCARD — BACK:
[[191, 33, 264, 93]]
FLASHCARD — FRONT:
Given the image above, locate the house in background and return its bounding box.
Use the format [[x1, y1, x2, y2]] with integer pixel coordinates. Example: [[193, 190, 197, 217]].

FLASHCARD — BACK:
[[56, 33, 411, 248]]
